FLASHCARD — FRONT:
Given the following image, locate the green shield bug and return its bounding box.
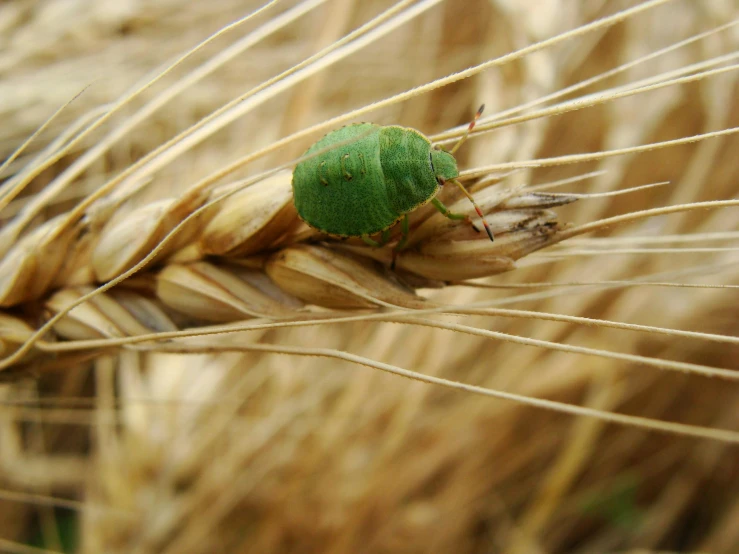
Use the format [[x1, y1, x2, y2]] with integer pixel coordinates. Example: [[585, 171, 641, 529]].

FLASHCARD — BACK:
[[292, 106, 494, 264]]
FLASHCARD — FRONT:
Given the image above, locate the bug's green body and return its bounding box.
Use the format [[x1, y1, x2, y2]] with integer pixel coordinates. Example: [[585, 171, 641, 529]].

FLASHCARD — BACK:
[[292, 123, 459, 237]]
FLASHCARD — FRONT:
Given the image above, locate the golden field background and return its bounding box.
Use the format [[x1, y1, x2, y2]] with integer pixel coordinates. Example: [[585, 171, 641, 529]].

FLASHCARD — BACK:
[[0, 0, 738, 552]]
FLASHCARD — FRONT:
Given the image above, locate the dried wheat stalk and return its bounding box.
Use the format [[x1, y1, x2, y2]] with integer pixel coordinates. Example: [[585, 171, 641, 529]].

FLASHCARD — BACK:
[[1, 0, 738, 552]]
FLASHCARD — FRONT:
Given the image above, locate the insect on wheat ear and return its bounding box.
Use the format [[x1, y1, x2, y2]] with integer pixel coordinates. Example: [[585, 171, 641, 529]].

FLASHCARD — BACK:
[[290, 103, 494, 267]]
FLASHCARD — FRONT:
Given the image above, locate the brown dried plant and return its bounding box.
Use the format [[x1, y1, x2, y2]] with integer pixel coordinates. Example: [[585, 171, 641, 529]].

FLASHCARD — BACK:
[[0, 0, 738, 552]]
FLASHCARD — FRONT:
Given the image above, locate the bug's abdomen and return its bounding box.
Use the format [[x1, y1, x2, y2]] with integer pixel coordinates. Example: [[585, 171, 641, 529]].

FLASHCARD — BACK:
[[378, 127, 439, 215], [292, 124, 399, 237]]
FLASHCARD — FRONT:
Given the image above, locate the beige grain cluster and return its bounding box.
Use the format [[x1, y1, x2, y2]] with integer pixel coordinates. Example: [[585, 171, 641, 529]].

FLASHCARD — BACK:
[[0, 0, 738, 553], [0, 162, 577, 374]]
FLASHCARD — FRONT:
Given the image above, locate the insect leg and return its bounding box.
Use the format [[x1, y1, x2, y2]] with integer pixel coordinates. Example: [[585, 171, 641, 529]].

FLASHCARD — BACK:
[[431, 197, 481, 233], [362, 228, 391, 248], [362, 236, 382, 247], [381, 227, 391, 245], [395, 214, 410, 251], [391, 214, 410, 269]]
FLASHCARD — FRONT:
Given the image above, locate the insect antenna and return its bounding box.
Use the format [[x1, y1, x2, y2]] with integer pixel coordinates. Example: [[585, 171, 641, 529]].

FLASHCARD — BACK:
[[449, 104, 484, 154], [449, 178, 495, 242], [444, 105, 494, 241]]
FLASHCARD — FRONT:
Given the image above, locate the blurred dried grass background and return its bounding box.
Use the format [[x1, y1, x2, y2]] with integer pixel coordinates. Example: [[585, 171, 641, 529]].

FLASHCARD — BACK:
[[1, 0, 738, 552]]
